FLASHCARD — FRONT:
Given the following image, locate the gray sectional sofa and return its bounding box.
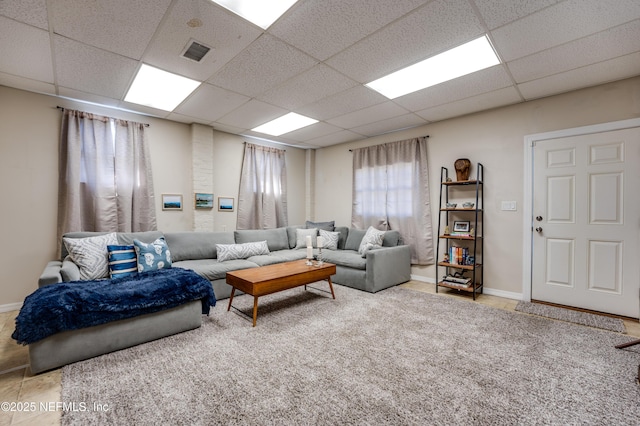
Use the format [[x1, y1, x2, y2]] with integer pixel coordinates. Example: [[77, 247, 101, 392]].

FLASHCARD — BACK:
[[29, 225, 410, 373]]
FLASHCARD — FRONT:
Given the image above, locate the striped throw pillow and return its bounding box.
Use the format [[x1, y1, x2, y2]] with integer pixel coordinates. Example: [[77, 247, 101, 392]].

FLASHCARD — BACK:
[[107, 245, 138, 278]]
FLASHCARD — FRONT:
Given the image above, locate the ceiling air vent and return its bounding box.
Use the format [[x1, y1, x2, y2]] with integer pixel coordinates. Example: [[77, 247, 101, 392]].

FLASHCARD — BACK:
[[181, 39, 211, 63]]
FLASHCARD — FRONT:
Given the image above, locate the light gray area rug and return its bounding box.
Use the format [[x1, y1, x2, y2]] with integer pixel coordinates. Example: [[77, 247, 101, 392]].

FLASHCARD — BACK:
[[62, 285, 640, 425], [515, 301, 626, 333]]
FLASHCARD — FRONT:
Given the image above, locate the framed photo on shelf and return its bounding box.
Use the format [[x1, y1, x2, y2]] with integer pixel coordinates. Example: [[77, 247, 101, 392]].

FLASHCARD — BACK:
[[195, 193, 214, 209], [162, 194, 183, 211], [453, 221, 470, 233], [218, 197, 234, 212]]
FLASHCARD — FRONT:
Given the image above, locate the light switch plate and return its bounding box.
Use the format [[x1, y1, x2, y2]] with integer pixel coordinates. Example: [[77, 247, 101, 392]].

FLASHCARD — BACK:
[[501, 201, 517, 211]]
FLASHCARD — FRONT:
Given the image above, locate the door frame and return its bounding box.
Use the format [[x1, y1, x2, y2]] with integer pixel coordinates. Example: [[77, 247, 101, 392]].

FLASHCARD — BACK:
[[521, 118, 640, 302]]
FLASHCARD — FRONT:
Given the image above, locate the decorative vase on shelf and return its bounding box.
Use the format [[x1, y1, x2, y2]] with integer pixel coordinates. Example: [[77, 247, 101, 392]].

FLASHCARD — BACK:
[[454, 158, 471, 181]]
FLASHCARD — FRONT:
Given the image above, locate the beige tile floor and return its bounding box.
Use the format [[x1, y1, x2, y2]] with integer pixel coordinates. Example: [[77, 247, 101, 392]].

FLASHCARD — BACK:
[[1, 281, 639, 426]]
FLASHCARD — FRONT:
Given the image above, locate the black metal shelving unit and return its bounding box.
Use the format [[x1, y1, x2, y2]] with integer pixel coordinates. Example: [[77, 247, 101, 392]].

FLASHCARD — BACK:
[[435, 163, 484, 300]]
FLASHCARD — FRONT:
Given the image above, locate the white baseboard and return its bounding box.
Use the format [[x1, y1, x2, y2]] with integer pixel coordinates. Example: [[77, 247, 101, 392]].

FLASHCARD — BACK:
[[409, 275, 522, 301], [0, 302, 22, 313], [410, 274, 436, 284]]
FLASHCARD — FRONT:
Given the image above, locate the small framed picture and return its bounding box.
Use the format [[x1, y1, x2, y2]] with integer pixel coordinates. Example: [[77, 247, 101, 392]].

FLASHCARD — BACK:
[[453, 221, 470, 233], [162, 194, 183, 211], [195, 193, 214, 209], [218, 197, 234, 212]]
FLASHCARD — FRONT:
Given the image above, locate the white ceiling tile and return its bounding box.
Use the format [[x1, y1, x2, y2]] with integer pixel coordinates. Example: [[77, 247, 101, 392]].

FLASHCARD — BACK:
[[491, 0, 640, 61], [118, 99, 172, 119], [518, 52, 640, 100], [416, 87, 522, 122], [306, 130, 364, 147], [0, 16, 53, 82], [257, 64, 358, 110], [472, 0, 561, 30], [175, 83, 250, 122], [0, 72, 55, 95], [394, 65, 514, 111], [327, 101, 409, 129], [49, 0, 172, 60], [211, 122, 247, 135], [208, 34, 318, 97], [0, 0, 48, 30], [58, 87, 123, 109], [297, 85, 387, 121], [283, 122, 345, 142], [53, 36, 139, 99], [216, 99, 288, 129], [143, 0, 262, 81], [508, 19, 640, 83], [326, 0, 485, 83], [165, 112, 206, 125], [269, 0, 430, 61], [351, 113, 427, 137]]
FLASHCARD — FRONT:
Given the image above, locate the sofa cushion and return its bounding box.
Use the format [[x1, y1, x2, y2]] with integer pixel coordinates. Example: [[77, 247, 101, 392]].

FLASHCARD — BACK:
[[319, 229, 340, 250], [107, 245, 138, 278], [334, 226, 349, 250], [234, 228, 289, 251], [359, 226, 385, 255], [134, 237, 172, 273], [321, 249, 367, 270], [294, 228, 318, 249], [217, 241, 270, 262], [344, 228, 366, 251], [173, 259, 258, 281], [164, 231, 234, 261], [63, 232, 118, 280], [383, 230, 401, 247], [305, 220, 335, 231], [117, 231, 165, 246], [247, 249, 307, 266], [60, 256, 81, 282]]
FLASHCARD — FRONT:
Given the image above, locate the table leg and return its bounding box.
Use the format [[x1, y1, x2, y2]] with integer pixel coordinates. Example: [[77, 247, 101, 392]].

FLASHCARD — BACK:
[[252, 296, 259, 327], [327, 277, 336, 299], [227, 288, 235, 311]]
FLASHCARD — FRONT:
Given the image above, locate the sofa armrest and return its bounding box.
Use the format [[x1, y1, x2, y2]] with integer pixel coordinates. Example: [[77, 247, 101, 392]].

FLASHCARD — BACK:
[[38, 261, 63, 287], [365, 245, 411, 292], [60, 257, 81, 282]]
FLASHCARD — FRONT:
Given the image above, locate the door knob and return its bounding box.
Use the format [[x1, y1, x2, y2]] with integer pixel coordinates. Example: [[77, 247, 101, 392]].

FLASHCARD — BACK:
[[535, 227, 543, 233], [536, 216, 543, 221]]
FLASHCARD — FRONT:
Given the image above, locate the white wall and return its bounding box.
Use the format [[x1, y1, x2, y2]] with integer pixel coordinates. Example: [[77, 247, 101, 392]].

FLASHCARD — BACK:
[[315, 76, 640, 297], [0, 86, 307, 307]]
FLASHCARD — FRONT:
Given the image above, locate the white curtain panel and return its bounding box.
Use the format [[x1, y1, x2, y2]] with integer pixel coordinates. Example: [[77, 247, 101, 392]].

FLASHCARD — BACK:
[[57, 109, 156, 244], [352, 137, 434, 265], [237, 143, 288, 230]]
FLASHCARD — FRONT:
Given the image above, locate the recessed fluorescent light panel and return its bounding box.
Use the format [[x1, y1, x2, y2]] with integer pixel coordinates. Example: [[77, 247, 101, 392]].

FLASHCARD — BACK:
[[211, 0, 299, 29], [366, 35, 500, 99], [252, 112, 318, 136], [125, 64, 201, 111]]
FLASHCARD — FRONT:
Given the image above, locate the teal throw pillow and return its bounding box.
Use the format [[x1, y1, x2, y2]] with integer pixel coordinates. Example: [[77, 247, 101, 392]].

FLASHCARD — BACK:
[[134, 237, 172, 273]]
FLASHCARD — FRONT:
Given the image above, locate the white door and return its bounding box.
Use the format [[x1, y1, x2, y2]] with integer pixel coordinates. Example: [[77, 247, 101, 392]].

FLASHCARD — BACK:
[[532, 127, 640, 318]]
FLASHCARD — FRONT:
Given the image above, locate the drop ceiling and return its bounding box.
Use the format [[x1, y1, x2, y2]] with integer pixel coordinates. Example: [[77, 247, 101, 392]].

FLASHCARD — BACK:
[[1, 0, 639, 149]]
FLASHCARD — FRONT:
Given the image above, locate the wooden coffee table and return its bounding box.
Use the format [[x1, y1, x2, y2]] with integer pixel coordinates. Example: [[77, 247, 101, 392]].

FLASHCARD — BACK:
[[226, 259, 336, 326]]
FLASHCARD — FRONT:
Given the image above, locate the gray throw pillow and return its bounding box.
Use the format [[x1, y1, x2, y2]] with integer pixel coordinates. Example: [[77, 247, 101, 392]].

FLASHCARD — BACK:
[[305, 220, 335, 231]]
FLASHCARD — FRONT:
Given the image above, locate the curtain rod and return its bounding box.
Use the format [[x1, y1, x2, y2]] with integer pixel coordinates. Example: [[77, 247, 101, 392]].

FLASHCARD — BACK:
[[348, 135, 429, 151], [56, 106, 150, 127], [243, 141, 286, 151]]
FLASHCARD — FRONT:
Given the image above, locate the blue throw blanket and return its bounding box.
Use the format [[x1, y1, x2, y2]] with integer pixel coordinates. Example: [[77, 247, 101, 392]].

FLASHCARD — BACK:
[[12, 268, 216, 345]]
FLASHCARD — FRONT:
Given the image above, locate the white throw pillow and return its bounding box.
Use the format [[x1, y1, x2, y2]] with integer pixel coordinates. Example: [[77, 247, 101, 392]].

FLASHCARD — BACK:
[[63, 233, 118, 280], [294, 228, 318, 249], [358, 226, 385, 255], [216, 241, 270, 262], [319, 229, 340, 250]]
